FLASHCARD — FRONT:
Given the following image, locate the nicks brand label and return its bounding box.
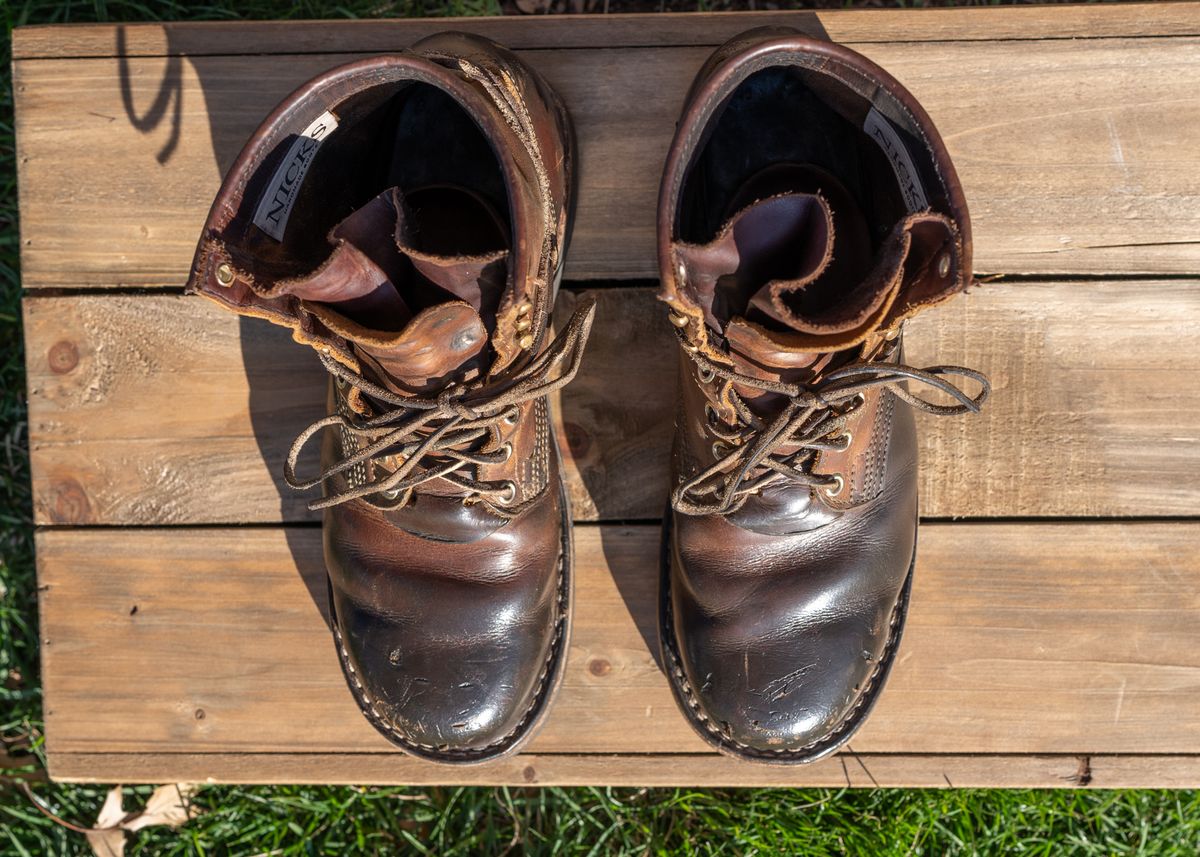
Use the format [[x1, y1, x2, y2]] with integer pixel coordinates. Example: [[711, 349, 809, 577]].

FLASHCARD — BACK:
[[252, 111, 339, 241], [864, 107, 928, 214]]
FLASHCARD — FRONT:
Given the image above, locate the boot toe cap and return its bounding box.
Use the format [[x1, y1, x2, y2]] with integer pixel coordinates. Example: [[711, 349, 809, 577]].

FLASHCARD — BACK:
[[332, 588, 561, 760]]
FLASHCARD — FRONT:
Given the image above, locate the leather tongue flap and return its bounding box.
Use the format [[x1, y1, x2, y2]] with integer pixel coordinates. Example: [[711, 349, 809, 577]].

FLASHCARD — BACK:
[[746, 209, 964, 353], [399, 243, 509, 325], [353, 301, 490, 396], [673, 193, 834, 334], [275, 188, 415, 332]]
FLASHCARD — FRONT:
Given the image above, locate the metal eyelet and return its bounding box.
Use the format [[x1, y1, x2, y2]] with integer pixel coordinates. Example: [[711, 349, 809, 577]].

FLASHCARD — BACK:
[[822, 474, 845, 498], [704, 403, 720, 425], [496, 481, 517, 505], [697, 365, 715, 384], [669, 312, 689, 328], [851, 393, 866, 409], [382, 486, 403, 500], [500, 442, 513, 462], [837, 431, 853, 450], [711, 441, 730, 458], [502, 409, 519, 426], [215, 263, 235, 287], [516, 301, 532, 317], [937, 253, 951, 278]]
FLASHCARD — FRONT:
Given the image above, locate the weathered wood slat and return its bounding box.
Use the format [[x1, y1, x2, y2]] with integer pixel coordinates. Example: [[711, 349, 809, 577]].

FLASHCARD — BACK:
[[51, 752, 1176, 789], [14, 27, 1200, 286], [24, 282, 1200, 526], [37, 523, 1200, 775], [16, 5, 1200, 59]]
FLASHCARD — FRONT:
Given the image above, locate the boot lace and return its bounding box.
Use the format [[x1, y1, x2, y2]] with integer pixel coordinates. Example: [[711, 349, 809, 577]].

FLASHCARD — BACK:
[[672, 328, 990, 516], [285, 297, 596, 512]]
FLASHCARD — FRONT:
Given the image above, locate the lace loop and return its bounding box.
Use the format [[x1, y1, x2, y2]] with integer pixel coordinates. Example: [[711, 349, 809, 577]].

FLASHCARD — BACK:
[[671, 328, 989, 516], [285, 296, 597, 512]]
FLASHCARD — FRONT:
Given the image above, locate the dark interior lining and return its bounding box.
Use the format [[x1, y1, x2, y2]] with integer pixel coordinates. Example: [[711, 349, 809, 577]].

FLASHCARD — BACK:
[[676, 64, 950, 327], [678, 65, 913, 249], [229, 81, 510, 283]]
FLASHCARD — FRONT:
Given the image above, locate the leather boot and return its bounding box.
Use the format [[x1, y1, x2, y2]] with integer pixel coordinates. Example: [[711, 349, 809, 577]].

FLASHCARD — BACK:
[[656, 29, 990, 763], [187, 34, 594, 763]]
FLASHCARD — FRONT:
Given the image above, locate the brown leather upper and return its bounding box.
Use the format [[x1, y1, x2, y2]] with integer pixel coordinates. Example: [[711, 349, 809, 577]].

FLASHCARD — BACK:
[[657, 29, 988, 763], [187, 32, 587, 763]]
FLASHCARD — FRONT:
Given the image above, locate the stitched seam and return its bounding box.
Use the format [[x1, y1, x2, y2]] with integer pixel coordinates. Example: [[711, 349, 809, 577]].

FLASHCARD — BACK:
[[857, 391, 894, 505]]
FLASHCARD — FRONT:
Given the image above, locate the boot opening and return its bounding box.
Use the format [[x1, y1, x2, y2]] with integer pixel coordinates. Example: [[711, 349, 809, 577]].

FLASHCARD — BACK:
[[227, 80, 511, 286], [677, 64, 943, 324]]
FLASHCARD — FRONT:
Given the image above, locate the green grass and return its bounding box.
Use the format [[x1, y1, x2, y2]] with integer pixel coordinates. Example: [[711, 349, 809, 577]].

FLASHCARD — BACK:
[[3, 1, 1200, 854]]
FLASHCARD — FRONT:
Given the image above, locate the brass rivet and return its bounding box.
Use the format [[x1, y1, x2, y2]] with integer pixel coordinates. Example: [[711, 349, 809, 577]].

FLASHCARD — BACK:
[[215, 263, 235, 287], [669, 312, 689, 328], [516, 317, 532, 332], [677, 262, 687, 282], [518, 334, 534, 350], [937, 253, 951, 278], [884, 326, 901, 341], [516, 301, 532, 316]]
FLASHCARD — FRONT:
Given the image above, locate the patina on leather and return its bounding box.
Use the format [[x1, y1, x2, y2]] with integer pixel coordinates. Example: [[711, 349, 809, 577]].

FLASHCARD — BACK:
[[186, 33, 589, 763], [657, 29, 990, 763]]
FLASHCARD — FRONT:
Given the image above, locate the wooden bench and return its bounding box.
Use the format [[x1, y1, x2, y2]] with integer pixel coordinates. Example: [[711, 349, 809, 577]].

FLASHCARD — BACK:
[[16, 4, 1200, 787]]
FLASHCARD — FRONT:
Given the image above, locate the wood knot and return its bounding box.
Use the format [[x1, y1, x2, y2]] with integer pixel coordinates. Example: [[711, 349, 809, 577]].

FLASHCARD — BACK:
[[48, 340, 79, 375], [588, 658, 611, 677], [562, 421, 591, 457], [194, 708, 206, 721], [522, 765, 536, 783], [50, 478, 93, 524]]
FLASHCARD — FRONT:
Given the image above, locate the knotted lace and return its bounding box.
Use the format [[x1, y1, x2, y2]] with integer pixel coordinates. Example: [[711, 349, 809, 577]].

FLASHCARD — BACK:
[[285, 297, 596, 512], [672, 330, 990, 516]]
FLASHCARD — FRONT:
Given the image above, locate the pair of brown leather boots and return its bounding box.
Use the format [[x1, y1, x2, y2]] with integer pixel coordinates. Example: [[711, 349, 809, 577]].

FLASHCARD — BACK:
[[188, 29, 988, 765]]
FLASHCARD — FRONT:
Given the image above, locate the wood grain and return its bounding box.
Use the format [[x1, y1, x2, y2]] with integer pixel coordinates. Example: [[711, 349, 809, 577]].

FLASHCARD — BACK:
[[14, 31, 1200, 286], [49, 752, 1190, 789], [24, 281, 1200, 526], [37, 523, 1200, 776], [15, 5, 1200, 59]]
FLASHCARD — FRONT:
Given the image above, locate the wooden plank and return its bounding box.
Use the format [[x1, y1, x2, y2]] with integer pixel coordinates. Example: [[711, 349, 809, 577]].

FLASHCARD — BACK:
[[24, 281, 1200, 526], [49, 752, 1183, 789], [37, 523, 1200, 776], [14, 31, 1200, 286], [15, 5, 1200, 60]]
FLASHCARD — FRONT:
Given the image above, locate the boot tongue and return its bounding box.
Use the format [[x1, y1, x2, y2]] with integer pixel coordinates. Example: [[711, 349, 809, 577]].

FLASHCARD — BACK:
[[277, 187, 509, 395], [672, 192, 837, 395], [671, 180, 965, 393]]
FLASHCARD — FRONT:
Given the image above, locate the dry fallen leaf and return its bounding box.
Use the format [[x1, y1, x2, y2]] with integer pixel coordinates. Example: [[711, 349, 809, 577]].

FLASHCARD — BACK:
[[85, 784, 203, 857], [124, 783, 201, 831], [85, 786, 127, 857]]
